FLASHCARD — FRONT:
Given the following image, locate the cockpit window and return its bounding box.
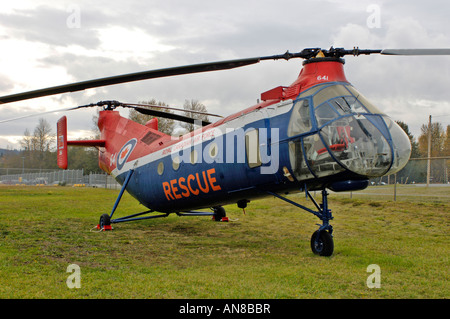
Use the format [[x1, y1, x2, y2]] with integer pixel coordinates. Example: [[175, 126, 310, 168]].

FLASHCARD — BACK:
[[287, 83, 408, 182], [312, 84, 385, 130], [313, 85, 349, 107], [346, 86, 384, 114], [315, 103, 339, 127], [289, 84, 385, 137], [288, 99, 312, 137], [328, 96, 367, 114], [310, 84, 384, 115]]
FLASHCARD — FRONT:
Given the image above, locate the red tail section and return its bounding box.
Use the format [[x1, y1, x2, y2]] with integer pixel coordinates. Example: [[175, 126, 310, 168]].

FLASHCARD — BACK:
[[57, 116, 68, 169], [97, 110, 170, 174], [57, 116, 106, 170]]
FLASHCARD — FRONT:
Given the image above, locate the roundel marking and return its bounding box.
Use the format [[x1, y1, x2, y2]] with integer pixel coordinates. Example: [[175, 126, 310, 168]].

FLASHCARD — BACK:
[[116, 138, 137, 170]]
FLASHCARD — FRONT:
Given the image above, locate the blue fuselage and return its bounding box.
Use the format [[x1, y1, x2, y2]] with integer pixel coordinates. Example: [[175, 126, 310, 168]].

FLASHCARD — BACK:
[[111, 82, 411, 213]]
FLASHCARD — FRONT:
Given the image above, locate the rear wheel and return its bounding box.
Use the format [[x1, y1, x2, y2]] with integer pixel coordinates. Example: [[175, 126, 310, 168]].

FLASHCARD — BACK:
[[212, 206, 226, 221], [99, 213, 111, 229], [310, 230, 334, 256]]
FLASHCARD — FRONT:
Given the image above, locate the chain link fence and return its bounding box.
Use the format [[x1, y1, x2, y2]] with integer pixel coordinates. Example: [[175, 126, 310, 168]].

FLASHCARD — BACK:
[[0, 168, 120, 189], [1, 157, 448, 193]]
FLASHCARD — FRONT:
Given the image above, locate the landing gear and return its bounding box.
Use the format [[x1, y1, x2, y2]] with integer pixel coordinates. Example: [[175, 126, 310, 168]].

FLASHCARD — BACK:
[[311, 230, 334, 256], [99, 169, 229, 228], [213, 206, 226, 221], [99, 213, 111, 228], [97, 169, 170, 228], [267, 188, 334, 256], [176, 206, 228, 221], [98, 213, 112, 231]]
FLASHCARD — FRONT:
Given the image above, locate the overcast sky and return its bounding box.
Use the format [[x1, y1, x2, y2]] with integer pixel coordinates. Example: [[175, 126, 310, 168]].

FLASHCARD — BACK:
[[0, 0, 449, 149]]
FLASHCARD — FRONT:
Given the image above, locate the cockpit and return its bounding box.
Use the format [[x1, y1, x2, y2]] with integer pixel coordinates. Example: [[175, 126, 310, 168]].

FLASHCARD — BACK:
[[287, 83, 411, 181]]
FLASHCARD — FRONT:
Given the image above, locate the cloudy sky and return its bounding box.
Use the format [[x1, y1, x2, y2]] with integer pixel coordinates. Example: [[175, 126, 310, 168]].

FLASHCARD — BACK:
[[0, 0, 449, 149]]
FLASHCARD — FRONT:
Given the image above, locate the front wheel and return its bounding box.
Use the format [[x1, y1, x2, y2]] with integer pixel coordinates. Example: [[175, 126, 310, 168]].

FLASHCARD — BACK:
[[310, 230, 334, 256]]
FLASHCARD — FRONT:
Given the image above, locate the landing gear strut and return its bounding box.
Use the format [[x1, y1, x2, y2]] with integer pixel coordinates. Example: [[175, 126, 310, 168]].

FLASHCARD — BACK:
[[267, 188, 334, 256], [98, 169, 228, 229], [176, 206, 228, 222]]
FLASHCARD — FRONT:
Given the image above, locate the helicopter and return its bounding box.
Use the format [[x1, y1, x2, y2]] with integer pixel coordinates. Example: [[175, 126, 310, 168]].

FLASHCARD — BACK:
[[1, 47, 449, 256]]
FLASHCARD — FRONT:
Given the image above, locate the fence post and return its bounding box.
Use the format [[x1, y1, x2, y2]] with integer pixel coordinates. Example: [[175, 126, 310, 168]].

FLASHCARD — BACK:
[[394, 173, 397, 201]]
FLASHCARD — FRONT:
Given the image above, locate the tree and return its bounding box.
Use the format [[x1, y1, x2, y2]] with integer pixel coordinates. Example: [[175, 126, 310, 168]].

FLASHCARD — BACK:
[[19, 118, 56, 169], [67, 146, 100, 174], [444, 125, 450, 157], [418, 120, 447, 183], [181, 99, 209, 133], [33, 118, 55, 153], [128, 99, 175, 135], [20, 129, 34, 152], [418, 121, 446, 157]]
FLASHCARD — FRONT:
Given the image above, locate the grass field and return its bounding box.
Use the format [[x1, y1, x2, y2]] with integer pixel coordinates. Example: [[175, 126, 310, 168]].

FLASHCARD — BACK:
[[0, 185, 448, 299]]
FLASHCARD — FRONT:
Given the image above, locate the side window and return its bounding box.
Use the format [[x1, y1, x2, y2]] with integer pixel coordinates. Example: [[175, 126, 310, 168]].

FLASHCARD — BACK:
[[288, 98, 312, 137], [245, 129, 262, 168]]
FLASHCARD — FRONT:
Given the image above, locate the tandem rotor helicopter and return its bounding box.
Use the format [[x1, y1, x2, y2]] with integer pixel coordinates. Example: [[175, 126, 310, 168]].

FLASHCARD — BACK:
[[1, 47, 449, 256]]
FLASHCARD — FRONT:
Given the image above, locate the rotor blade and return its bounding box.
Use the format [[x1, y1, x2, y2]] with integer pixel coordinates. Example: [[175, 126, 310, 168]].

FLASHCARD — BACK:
[[0, 50, 314, 105], [381, 48, 450, 55], [0, 106, 79, 124], [0, 58, 262, 104], [129, 105, 212, 126], [125, 103, 223, 118]]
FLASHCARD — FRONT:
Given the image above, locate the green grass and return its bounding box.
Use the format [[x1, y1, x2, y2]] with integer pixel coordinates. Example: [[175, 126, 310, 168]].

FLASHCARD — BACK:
[[0, 185, 448, 299]]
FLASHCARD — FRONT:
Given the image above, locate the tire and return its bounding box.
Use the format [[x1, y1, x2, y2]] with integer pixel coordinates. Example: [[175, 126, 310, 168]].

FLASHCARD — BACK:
[[213, 206, 226, 221], [310, 230, 334, 256], [99, 213, 111, 228]]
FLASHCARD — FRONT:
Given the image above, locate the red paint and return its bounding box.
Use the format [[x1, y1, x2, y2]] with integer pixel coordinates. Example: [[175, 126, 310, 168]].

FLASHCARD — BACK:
[[56, 116, 68, 169]]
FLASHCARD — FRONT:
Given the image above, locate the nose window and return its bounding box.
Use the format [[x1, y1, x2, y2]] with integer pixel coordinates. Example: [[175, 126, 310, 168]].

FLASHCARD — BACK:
[[321, 115, 392, 176], [313, 85, 349, 107], [328, 96, 367, 114], [302, 134, 345, 178], [287, 83, 408, 181], [315, 103, 339, 126], [383, 117, 411, 174]]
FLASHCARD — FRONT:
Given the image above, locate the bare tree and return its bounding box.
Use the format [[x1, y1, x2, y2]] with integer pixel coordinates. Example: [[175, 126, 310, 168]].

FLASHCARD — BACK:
[[181, 99, 209, 132], [20, 128, 34, 152], [34, 118, 55, 152], [128, 99, 175, 135], [19, 118, 55, 169]]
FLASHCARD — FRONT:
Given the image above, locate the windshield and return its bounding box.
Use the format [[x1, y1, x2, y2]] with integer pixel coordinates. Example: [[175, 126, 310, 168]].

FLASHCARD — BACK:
[[287, 83, 411, 180], [313, 84, 384, 118], [289, 84, 385, 137]]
